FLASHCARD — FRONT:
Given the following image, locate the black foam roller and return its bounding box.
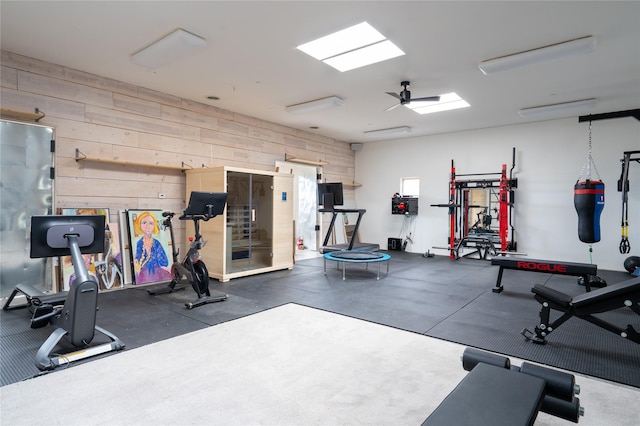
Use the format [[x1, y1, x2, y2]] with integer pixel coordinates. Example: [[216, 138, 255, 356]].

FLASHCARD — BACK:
[[541, 395, 582, 423], [461, 347, 510, 372], [520, 362, 576, 401]]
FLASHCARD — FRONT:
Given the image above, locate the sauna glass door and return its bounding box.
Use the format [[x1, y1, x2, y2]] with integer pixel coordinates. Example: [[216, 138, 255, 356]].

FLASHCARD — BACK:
[[226, 171, 273, 274]]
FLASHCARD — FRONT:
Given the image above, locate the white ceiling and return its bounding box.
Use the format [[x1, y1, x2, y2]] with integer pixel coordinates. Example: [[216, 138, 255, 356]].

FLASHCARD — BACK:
[[1, 1, 639, 143]]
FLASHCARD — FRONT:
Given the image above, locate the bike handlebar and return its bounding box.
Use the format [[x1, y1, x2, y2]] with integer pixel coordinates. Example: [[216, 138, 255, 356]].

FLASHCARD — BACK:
[[179, 213, 215, 222], [163, 211, 218, 223]]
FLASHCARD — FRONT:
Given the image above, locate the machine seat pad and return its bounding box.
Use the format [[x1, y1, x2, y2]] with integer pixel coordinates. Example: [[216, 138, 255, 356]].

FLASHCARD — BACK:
[[531, 284, 572, 308]]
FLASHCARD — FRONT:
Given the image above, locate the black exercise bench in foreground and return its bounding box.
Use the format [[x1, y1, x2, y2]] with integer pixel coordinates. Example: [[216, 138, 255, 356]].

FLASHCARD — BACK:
[[522, 276, 640, 344], [422, 347, 583, 426], [3, 283, 67, 312], [491, 256, 599, 293]]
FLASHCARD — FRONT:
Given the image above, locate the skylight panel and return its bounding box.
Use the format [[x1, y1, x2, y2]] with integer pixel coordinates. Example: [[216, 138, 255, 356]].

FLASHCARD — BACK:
[[323, 40, 405, 72], [296, 22, 385, 60], [407, 93, 470, 114], [296, 22, 405, 72]]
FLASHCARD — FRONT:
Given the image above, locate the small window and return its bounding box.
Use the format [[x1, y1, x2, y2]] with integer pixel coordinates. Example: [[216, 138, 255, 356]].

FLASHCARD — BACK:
[[401, 177, 420, 197]]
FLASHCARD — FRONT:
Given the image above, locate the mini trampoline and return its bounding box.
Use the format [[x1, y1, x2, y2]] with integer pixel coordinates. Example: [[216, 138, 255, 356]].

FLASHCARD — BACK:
[[323, 251, 391, 280]]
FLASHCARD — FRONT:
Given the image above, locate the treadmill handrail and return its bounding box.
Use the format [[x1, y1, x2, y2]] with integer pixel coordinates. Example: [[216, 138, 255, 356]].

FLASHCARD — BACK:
[[319, 209, 367, 251]]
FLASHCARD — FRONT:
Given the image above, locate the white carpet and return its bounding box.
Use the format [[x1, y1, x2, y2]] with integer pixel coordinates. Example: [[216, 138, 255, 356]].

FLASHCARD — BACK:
[[1, 303, 638, 426]]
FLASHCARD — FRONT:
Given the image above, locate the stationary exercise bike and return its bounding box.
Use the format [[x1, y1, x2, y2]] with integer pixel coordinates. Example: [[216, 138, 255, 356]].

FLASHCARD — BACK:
[[15, 215, 125, 370], [148, 191, 229, 309]]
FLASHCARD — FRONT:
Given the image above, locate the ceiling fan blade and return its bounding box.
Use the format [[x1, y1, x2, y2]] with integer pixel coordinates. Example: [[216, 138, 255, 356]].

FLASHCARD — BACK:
[[386, 92, 402, 100], [411, 95, 441, 103], [385, 103, 402, 111]]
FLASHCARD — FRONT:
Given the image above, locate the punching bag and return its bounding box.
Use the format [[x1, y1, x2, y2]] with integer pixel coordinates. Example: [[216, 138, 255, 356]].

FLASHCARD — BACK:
[[574, 180, 605, 243]]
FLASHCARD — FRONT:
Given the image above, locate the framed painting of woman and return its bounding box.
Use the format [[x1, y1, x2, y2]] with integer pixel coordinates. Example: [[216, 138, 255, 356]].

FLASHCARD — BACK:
[[126, 210, 173, 285]]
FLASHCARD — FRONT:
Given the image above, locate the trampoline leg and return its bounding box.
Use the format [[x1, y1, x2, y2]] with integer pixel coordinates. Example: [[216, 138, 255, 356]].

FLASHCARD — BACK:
[[377, 262, 380, 280], [342, 262, 346, 280]]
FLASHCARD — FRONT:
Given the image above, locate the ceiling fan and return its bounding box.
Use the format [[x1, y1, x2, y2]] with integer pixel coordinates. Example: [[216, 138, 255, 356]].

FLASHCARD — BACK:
[[385, 81, 440, 111]]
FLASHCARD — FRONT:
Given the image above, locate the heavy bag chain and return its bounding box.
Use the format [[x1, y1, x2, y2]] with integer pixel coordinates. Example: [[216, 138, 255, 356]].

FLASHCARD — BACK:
[[578, 121, 601, 182]]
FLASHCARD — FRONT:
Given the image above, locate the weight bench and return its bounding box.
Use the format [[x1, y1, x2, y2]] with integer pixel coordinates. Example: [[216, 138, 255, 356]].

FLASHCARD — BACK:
[[522, 277, 640, 344], [3, 283, 67, 313], [422, 348, 583, 426], [491, 256, 601, 293]]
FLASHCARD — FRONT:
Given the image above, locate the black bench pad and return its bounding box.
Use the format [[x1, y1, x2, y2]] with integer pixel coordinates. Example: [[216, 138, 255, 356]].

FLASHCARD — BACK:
[[491, 257, 597, 276], [3, 283, 67, 311], [531, 284, 572, 308], [533, 277, 639, 315], [491, 257, 598, 293], [422, 363, 546, 426]]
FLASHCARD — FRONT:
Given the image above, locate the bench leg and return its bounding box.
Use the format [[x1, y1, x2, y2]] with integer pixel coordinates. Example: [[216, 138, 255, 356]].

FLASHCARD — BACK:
[[2, 287, 25, 310], [493, 267, 505, 293], [523, 303, 573, 344]]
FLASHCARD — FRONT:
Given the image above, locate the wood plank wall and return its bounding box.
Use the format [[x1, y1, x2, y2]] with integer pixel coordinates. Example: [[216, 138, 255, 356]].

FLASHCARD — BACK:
[[1, 51, 355, 254]]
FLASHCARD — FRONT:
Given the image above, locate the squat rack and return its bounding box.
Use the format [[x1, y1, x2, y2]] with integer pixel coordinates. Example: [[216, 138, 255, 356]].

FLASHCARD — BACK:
[[432, 148, 519, 260]]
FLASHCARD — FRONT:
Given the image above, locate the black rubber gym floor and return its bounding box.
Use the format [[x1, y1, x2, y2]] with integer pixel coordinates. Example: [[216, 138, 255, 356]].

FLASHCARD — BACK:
[[2, 252, 638, 388]]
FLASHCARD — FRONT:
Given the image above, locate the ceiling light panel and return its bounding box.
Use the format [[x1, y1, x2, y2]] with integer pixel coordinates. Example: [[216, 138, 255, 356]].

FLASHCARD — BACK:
[[296, 22, 405, 72], [479, 36, 596, 75], [131, 29, 207, 69], [407, 93, 470, 115], [285, 96, 344, 114], [364, 126, 412, 138], [518, 98, 597, 118]]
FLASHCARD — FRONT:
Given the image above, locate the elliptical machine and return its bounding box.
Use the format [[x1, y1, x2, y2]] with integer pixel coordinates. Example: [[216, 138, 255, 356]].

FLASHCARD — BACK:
[[148, 191, 229, 309]]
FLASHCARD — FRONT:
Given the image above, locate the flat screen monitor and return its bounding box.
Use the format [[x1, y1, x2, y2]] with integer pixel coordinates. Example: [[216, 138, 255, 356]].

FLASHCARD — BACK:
[[318, 182, 344, 207], [30, 215, 105, 259], [183, 191, 228, 218]]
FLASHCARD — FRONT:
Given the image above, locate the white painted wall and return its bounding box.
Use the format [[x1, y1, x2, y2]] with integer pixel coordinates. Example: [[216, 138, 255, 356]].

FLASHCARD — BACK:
[[355, 117, 640, 271]]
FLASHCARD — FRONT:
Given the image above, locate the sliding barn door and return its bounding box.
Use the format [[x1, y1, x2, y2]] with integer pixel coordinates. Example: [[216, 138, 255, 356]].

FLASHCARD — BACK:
[[0, 120, 55, 297]]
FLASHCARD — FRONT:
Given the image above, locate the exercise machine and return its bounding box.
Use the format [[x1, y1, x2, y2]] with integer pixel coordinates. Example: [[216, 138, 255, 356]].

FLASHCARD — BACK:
[[19, 215, 124, 371], [423, 347, 583, 425], [3, 283, 67, 312], [148, 191, 229, 309], [522, 277, 640, 344], [319, 208, 380, 253], [618, 150, 639, 254], [318, 182, 380, 253], [431, 148, 519, 260]]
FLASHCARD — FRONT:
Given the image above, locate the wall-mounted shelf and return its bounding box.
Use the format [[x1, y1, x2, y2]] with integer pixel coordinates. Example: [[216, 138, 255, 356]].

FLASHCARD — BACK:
[[1, 108, 45, 123], [284, 154, 329, 166], [75, 149, 194, 171], [343, 181, 362, 188]]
